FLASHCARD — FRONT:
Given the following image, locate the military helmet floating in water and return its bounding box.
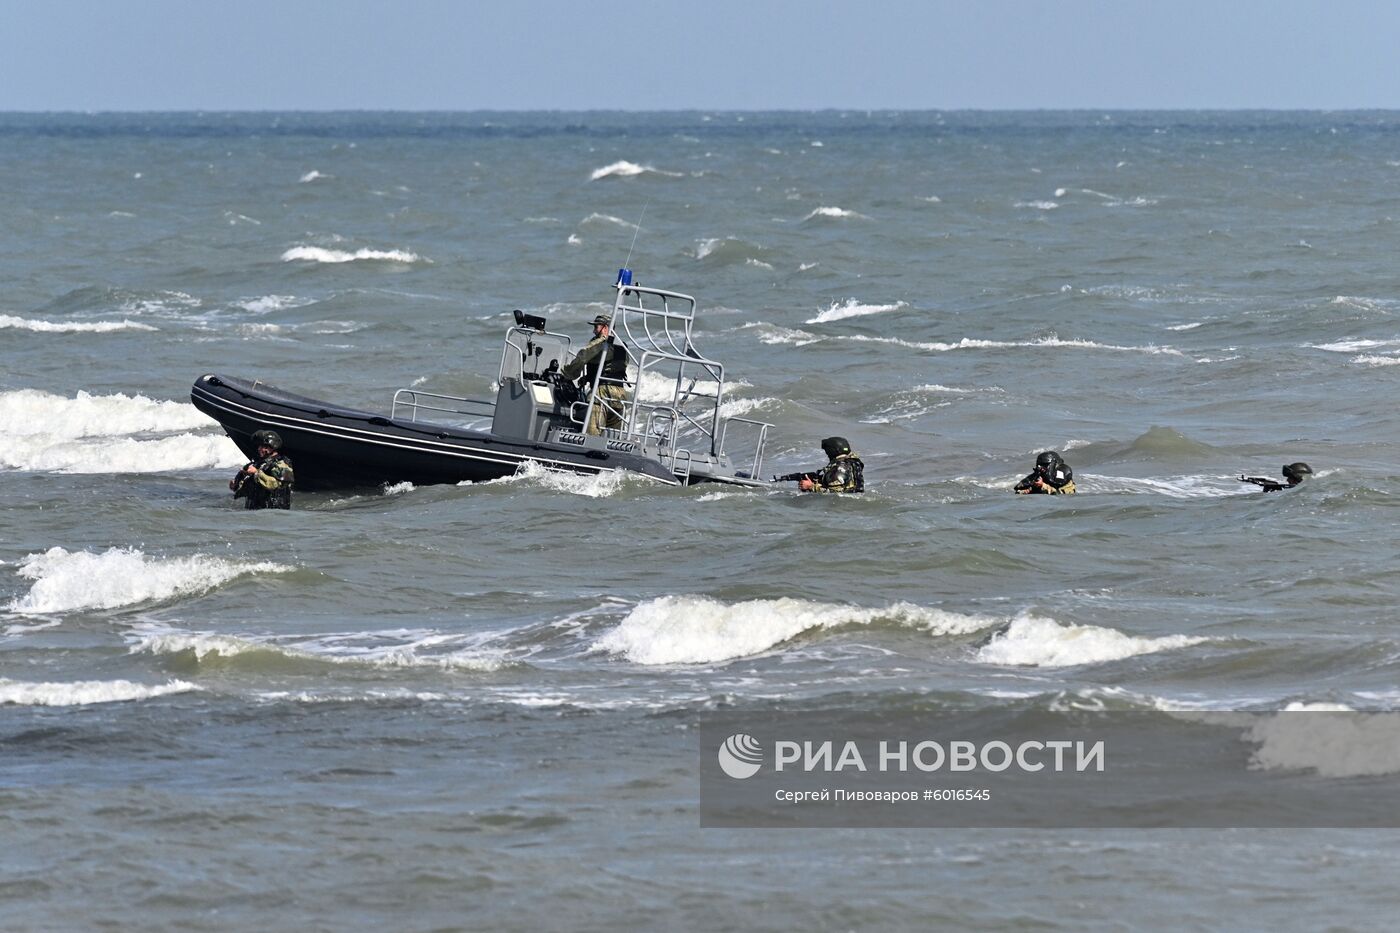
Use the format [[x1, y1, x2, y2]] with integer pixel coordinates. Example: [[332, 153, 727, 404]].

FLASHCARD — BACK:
[[821, 436, 852, 459], [251, 429, 283, 450], [1035, 450, 1064, 470], [1282, 462, 1313, 484]]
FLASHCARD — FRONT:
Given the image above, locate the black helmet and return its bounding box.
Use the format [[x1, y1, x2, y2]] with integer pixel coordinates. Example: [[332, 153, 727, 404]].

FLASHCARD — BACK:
[[1035, 450, 1063, 471], [1282, 462, 1312, 484], [821, 436, 851, 459], [251, 429, 283, 450]]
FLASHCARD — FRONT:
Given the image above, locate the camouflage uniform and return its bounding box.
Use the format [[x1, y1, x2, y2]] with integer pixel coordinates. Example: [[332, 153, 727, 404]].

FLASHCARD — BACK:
[[232, 452, 295, 510], [807, 452, 865, 493], [562, 331, 628, 435]]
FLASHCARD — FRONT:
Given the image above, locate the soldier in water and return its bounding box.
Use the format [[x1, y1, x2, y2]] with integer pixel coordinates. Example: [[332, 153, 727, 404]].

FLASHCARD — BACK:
[[1240, 461, 1312, 493], [774, 436, 865, 493], [230, 429, 295, 510], [1014, 450, 1076, 495]]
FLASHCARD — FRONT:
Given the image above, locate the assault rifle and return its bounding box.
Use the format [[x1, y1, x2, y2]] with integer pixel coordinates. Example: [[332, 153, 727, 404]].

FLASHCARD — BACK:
[[773, 471, 819, 483], [230, 462, 256, 498]]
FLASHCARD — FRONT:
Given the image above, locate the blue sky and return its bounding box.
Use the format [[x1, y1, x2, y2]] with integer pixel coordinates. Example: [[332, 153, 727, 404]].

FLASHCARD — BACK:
[[2, 0, 1395, 110]]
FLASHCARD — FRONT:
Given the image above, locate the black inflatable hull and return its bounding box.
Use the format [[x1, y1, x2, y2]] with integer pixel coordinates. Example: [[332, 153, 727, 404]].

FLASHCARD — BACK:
[[191, 374, 678, 491]]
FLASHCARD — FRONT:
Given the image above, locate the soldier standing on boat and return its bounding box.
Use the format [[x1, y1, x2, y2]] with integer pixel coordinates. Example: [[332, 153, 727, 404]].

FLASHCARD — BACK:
[[774, 436, 865, 493], [561, 313, 628, 435], [230, 429, 295, 510]]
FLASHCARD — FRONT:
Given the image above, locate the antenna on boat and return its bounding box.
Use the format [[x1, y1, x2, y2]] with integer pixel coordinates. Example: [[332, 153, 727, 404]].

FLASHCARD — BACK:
[[622, 203, 647, 274]]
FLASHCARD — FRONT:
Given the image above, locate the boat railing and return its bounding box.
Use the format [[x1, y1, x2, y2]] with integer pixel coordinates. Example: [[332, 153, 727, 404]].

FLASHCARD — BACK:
[[391, 388, 496, 427], [717, 416, 771, 480]]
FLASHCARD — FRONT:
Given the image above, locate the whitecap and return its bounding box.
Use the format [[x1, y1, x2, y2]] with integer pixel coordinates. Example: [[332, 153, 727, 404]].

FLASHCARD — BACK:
[[801, 206, 870, 221], [0, 389, 219, 439], [1015, 200, 1059, 210], [281, 246, 423, 263], [129, 627, 504, 672], [1244, 709, 1400, 778], [973, 613, 1207, 667], [299, 170, 329, 183], [0, 432, 242, 473], [0, 678, 199, 706], [0, 315, 156, 333], [806, 299, 907, 324], [1312, 337, 1400, 353], [235, 295, 312, 314], [6, 547, 295, 615], [483, 459, 643, 497], [593, 595, 999, 665], [588, 161, 683, 181], [1354, 354, 1400, 367]]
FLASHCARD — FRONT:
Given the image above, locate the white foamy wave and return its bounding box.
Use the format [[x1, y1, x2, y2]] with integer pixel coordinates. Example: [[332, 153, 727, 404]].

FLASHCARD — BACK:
[[281, 246, 423, 264], [0, 390, 215, 439], [718, 397, 774, 419], [235, 295, 312, 314], [299, 170, 329, 183], [634, 371, 751, 404], [382, 481, 415, 495], [841, 333, 1186, 357], [801, 206, 870, 221], [1311, 338, 1400, 353], [1015, 200, 1059, 210], [0, 315, 156, 333], [1, 432, 242, 473], [0, 678, 199, 706], [974, 614, 1207, 668], [737, 322, 823, 346], [6, 547, 295, 615], [806, 299, 908, 324], [588, 161, 683, 181], [578, 213, 638, 230], [1086, 474, 1245, 499], [594, 595, 999, 665], [1354, 354, 1400, 367], [1166, 322, 1203, 331], [1329, 296, 1400, 313], [487, 459, 641, 497], [129, 628, 505, 672]]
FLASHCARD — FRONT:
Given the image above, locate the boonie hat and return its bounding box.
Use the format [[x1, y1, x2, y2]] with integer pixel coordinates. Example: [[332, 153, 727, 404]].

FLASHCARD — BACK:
[[590, 314, 612, 326]]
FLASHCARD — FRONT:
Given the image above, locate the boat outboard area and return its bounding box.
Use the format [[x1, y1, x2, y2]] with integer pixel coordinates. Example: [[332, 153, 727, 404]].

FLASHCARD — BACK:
[[190, 270, 773, 492]]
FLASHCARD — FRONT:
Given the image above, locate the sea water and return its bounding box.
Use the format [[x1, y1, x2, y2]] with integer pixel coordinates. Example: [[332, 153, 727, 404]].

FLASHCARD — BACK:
[[3, 111, 1400, 930]]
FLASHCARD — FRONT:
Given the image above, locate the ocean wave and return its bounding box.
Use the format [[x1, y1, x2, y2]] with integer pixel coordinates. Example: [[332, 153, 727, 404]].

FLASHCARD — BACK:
[[1354, 354, 1400, 367], [1, 432, 242, 473], [801, 206, 870, 221], [1329, 296, 1400, 313], [281, 246, 423, 264], [840, 333, 1186, 357], [0, 315, 156, 333], [806, 299, 907, 324], [588, 161, 683, 181], [737, 322, 823, 346], [299, 170, 330, 183], [235, 295, 313, 314], [693, 237, 770, 266], [6, 548, 294, 615], [129, 628, 505, 672], [635, 371, 751, 404], [1311, 338, 1400, 353], [1015, 200, 1059, 210], [973, 614, 1208, 668], [578, 213, 638, 230], [593, 595, 999, 665], [481, 459, 646, 497], [0, 678, 199, 706], [0, 389, 215, 439]]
